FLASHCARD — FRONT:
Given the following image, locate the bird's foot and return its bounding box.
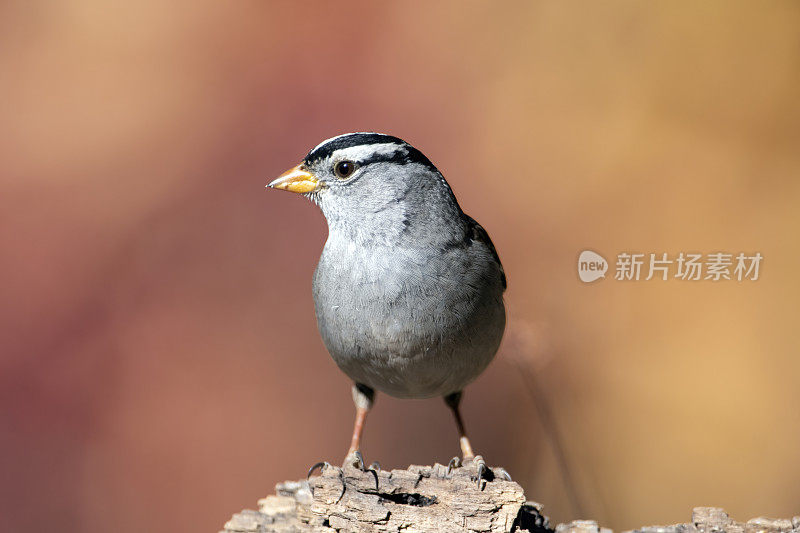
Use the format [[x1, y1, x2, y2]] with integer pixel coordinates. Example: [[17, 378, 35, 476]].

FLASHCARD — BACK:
[[343, 450, 380, 490], [446, 455, 512, 489], [344, 450, 367, 470]]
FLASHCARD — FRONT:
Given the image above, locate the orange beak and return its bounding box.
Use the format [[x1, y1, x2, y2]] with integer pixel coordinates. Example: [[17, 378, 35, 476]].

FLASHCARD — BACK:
[[267, 165, 320, 194]]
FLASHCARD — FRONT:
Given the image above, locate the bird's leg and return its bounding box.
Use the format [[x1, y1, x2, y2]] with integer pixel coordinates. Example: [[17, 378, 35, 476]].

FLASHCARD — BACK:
[[444, 391, 475, 460], [445, 391, 491, 488], [345, 383, 375, 469]]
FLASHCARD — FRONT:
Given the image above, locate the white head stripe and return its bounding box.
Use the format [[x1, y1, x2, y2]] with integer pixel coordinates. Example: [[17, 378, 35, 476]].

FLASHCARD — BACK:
[[308, 132, 391, 156], [331, 143, 407, 162]]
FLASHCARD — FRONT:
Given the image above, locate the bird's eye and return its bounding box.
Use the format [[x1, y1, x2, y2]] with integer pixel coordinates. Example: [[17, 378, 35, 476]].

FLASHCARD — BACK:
[[334, 160, 357, 179]]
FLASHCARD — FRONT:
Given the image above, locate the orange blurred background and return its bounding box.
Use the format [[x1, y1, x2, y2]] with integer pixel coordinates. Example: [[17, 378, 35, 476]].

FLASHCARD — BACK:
[[2, 2, 799, 532]]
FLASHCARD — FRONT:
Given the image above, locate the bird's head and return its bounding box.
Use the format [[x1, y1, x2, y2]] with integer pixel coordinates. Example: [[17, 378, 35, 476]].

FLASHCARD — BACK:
[[268, 133, 462, 240]]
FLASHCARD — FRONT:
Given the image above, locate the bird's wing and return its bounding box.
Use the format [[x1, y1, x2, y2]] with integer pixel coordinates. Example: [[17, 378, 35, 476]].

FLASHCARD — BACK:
[[464, 215, 507, 291]]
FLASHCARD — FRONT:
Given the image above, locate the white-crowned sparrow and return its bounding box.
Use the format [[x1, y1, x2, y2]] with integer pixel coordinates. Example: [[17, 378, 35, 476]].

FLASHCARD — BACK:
[[268, 133, 506, 470]]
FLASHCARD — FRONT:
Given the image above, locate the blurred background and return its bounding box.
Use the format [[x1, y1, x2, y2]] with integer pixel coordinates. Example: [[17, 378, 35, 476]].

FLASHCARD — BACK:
[[2, 1, 799, 532]]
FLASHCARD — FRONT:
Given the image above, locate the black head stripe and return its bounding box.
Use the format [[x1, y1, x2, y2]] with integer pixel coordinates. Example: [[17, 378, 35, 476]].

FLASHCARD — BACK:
[[357, 145, 437, 170], [304, 133, 438, 171]]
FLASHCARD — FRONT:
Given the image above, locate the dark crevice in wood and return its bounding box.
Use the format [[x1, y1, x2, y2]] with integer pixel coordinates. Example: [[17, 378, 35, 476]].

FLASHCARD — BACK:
[[377, 492, 438, 507]]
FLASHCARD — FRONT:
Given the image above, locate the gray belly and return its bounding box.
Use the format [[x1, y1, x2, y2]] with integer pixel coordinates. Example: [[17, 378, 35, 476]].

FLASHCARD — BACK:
[[312, 242, 505, 399]]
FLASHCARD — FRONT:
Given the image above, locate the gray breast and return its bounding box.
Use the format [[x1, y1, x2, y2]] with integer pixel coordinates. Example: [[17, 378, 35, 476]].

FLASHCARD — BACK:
[[312, 232, 505, 399]]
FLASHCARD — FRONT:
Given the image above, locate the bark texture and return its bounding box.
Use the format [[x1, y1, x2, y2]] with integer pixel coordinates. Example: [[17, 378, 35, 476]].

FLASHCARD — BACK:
[[221, 463, 799, 533]]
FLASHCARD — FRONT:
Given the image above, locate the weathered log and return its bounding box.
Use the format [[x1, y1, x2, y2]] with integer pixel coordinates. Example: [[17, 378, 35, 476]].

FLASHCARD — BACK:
[[221, 462, 799, 533]]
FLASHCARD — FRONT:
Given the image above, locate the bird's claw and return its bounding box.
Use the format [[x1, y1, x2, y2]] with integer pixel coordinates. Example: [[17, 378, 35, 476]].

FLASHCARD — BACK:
[[307, 461, 329, 480], [446, 455, 504, 488], [495, 466, 512, 481], [475, 458, 487, 490], [446, 456, 461, 477], [307, 461, 339, 498]]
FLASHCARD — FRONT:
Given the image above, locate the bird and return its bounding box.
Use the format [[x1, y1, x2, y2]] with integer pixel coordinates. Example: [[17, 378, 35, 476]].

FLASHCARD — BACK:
[[267, 132, 506, 475]]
